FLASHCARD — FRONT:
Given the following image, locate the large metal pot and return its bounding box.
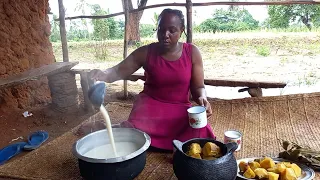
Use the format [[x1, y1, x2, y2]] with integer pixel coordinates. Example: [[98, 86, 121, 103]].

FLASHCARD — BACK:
[[172, 138, 238, 180], [72, 128, 151, 180]]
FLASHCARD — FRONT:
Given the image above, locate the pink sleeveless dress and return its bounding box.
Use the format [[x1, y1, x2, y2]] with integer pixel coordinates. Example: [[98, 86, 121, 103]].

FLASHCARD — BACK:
[[126, 42, 215, 150]]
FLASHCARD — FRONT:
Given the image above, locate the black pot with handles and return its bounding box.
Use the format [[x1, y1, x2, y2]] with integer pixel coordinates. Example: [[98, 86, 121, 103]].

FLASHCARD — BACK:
[[172, 138, 238, 180]]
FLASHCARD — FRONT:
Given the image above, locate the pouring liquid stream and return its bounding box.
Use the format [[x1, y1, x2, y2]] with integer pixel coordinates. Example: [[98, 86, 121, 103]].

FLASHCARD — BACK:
[[99, 105, 118, 157]]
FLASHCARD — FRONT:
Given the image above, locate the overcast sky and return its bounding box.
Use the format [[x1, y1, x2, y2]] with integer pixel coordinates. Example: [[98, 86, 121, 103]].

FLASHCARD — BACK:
[[48, 0, 269, 25]]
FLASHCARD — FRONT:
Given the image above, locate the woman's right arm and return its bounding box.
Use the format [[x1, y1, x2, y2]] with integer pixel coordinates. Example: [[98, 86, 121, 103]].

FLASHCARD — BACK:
[[90, 45, 148, 83]]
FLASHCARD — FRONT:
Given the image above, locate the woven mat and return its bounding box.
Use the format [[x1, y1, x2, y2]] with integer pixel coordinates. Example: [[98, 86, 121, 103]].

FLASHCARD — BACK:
[[0, 93, 319, 180]]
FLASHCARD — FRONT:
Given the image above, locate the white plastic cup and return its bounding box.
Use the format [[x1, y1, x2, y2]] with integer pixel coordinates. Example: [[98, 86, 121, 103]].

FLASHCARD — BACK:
[[187, 106, 207, 129], [224, 130, 242, 151]]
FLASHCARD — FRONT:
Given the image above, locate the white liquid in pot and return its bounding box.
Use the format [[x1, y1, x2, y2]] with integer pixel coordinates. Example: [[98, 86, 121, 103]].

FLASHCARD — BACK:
[[99, 105, 118, 157], [84, 142, 140, 159]]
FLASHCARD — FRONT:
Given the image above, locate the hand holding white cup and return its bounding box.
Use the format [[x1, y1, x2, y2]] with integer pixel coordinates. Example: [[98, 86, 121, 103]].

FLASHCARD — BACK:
[[187, 106, 207, 129]]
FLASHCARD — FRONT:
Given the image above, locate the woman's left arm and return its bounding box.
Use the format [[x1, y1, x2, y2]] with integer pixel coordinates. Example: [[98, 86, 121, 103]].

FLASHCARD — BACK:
[[190, 44, 212, 117]]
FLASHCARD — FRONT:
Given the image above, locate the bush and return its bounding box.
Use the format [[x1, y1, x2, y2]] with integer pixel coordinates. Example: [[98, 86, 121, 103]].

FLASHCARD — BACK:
[[256, 46, 270, 56], [140, 24, 155, 38], [198, 8, 259, 33], [199, 19, 218, 33]]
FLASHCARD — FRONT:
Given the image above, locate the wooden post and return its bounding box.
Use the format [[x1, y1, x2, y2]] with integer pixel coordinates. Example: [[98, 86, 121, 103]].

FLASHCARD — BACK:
[[58, 0, 69, 62], [123, 0, 129, 99], [79, 72, 94, 112], [186, 0, 193, 43]]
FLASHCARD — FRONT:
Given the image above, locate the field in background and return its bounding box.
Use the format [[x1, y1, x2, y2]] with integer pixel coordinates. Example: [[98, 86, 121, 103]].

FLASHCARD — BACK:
[[52, 31, 320, 99]]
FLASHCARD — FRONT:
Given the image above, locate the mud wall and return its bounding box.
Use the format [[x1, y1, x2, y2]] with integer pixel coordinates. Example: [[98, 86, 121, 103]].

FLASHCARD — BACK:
[[0, 0, 55, 113]]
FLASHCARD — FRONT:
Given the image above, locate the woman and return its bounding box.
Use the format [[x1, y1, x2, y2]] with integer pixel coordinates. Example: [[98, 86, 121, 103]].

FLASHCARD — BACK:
[[90, 8, 215, 150]]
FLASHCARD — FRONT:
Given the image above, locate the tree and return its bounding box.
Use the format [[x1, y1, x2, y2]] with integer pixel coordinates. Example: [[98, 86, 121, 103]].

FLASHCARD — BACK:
[[58, 0, 69, 62], [140, 24, 155, 37], [118, 19, 125, 32], [107, 17, 118, 39], [74, 0, 90, 39], [90, 5, 119, 40], [199, 8, 259, 33], [91, 4, 109, 40], [267, 5, 320, 30], [50, 14, 60, 42], [151, 12, 159, 28], [229, 0, 239, 11], [121, 0, 148, 45], [67, 20, 89, 41], [199, 19, 218, 33], [267, 5, 291, 28]]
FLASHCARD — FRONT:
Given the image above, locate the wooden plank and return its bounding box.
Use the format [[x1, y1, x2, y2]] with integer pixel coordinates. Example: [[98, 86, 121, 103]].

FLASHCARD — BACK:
[[71, 68, 95, 111], [186, 0, 193, 43], [79, 72, 94, 112], [58, 0, 69, 62], [71, 69, 287, 89], [127, 73, 146, 81], [127, 73, 287, 88], [71, 68, 91, 73], [71, 71, 286, 89], [204, 79, 287, 88], [60, 1, 320, 21], [0, 62, 78, 88]]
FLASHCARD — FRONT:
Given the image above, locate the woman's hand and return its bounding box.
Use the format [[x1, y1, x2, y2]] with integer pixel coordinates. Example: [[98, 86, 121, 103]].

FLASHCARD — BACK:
[[89, 69, 108, 82], [197, 96, 212, 118]]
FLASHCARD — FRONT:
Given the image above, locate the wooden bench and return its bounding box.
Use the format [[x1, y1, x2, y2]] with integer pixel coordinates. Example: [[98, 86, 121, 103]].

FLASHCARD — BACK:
[[0, 62, 78, 88], [128, 73, 287, 97], [0, 62, 79, 113]]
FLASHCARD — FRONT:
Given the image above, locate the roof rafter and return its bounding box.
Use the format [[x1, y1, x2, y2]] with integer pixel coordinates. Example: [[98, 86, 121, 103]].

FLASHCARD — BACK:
[[54, 1, 320, 21]]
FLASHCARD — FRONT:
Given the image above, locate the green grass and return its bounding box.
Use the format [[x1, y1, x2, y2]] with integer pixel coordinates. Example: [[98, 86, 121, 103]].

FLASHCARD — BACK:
[[256, 46, 270, 56], [296, 75, 319, 86], [235, 50, 244, 56], [258, 27, 320, 33]]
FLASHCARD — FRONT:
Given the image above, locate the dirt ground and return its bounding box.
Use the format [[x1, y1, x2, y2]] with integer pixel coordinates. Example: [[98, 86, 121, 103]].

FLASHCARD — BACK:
[[0, 84, 136, 157]]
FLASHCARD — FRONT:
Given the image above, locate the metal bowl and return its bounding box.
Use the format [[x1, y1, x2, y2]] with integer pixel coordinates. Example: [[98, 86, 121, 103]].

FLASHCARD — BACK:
[[72, 128, 151, 180]]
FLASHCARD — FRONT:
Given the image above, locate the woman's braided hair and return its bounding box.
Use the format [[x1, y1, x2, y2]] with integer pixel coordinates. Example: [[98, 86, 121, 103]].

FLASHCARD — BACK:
[[157, 8, 187, 37]]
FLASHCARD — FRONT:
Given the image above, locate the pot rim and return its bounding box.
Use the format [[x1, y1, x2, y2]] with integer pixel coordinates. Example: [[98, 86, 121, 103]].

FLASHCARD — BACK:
[[224, 130, 242, 139], [72, 128, 151, 163], [187, 106, 206, 114]]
